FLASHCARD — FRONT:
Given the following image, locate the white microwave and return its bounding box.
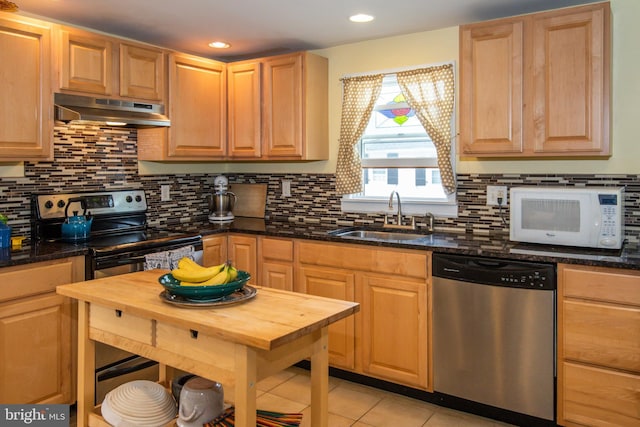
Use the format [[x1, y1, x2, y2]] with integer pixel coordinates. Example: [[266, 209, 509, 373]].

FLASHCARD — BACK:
[[510, 186, 624, 249]]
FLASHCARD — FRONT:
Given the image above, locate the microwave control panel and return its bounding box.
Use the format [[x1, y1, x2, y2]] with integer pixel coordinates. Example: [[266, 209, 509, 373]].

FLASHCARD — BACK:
[[599, 193, 621, 246]]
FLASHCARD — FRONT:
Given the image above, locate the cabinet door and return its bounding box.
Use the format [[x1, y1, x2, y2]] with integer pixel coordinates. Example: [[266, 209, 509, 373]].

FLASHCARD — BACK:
[[460, 20, 524, 155], [228, 235, 257, 278], [202, 235, 227, 267], [167, 53, 226, 158], [0, 293, 72, 404], [558, 263, 640, 426], [561, 362, 640, 427], [359, 274, 429, 389], [0, 16, 52, 160], [259, 238, 294, 291], [531, 5, 609, 155], [119, 43, 165, 101], [59, 29, 114, 95], [228, 61, 262, 158], [261, 262, 293, 291], [262, 53, 303, 158], [563, 299, 640, 373], [297, 266, 356, 369]]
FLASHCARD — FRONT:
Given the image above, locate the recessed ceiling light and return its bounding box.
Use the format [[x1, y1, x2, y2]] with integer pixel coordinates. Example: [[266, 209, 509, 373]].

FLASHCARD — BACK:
[[349, 14, 374, 23], [208, 41, 231, 49]]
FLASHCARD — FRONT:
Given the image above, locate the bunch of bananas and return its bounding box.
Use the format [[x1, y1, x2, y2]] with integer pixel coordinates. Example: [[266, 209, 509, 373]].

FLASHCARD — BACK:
[[171, 257, 239, 286]]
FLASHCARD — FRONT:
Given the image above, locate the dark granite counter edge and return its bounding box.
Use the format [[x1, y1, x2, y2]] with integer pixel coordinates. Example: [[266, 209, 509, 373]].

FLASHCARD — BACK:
[[2, 217, 638, 271]]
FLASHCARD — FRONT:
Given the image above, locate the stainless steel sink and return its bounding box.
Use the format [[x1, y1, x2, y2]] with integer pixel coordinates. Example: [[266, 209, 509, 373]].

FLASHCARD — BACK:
[[330, 229, 430, 242]]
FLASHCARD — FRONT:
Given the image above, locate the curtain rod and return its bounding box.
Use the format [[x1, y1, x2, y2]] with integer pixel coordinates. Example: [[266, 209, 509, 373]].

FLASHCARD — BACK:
[[340, 60, 455, 80]]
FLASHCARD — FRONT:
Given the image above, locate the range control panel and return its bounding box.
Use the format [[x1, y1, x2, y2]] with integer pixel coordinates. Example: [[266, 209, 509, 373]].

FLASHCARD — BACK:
[[34, 190, 147, 220]]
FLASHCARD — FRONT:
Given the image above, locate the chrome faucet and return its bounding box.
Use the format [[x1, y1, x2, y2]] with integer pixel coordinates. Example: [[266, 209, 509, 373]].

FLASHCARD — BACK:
[[389, 190, 402, 223], [384, 191, 416, 229], [424, 212, 435, 233]]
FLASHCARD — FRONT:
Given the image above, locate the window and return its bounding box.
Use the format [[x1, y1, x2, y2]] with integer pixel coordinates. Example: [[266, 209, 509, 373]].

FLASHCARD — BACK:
[[341, 72, 457, 217]]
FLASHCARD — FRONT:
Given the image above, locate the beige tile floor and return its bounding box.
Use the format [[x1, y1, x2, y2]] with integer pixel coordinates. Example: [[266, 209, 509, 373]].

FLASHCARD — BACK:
[[70, 367, 516, 426], [256, 367, 516, 427]]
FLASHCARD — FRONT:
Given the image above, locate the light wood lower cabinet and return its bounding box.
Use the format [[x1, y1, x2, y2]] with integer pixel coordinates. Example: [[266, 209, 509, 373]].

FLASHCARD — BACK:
[[0, 256, 85, 404], [297, 240, 430, 390], [297, 265, 356, 370], [202, 234, 259, 278], [207, 234, 431, 390], [359, 273, 429, 389], [228, 235, 257, 278], [202, 235, 227, 267], [258, 237, 294, 291], [557, 263, 640, 427]]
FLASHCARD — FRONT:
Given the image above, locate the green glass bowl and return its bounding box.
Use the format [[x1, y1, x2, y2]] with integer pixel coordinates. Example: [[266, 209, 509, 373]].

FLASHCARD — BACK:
[[158, 270, 251, 301]]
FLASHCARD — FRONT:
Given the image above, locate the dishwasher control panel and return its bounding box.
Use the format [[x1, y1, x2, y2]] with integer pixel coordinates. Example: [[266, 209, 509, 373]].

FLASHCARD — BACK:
[[432, 254, 556, 290]]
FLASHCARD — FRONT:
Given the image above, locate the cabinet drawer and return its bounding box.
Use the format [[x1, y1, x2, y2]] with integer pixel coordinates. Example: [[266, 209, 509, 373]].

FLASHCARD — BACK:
[[297, 241, 427, 279], [155, 322, 235, 368], [260, 238, 293, 262], [560, 264, 640, 306], [563, 300, 640, 373], [90, 305, 153, 345], [0, 258, 82, 302], [561, 362, 640, 427]]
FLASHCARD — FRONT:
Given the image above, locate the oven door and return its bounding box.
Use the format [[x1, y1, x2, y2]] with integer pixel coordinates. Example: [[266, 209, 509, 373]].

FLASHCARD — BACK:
[[92, 243, 204, 279], [95, 347, 159, 404]]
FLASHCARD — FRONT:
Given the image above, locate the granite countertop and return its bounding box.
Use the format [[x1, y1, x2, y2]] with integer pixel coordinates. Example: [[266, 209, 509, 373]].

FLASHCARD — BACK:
[[2, 216, 639, 270]]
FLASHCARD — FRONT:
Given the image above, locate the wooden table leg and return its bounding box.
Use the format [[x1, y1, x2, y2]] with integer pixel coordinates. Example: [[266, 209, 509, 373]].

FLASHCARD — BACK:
[[234, 344, 257, 427], [76, 301, 95, 427], [310, 327, 329, 427]]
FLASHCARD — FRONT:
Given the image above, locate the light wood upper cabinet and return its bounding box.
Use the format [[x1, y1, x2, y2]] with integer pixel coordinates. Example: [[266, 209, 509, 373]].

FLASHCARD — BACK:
[[59, 29, 113, 95], [166, 53, 225, 157], [139, 50, 327, 161], [56, 26, 166, 102], [227, 52, 329, 160], [228, 61, 262, 158], [119, 43, 165, 101], [460, 2, 610, 157], [460, 20, 524, 154], [531, 6, 609, 155], [262, 52, 328, 160], [137, 53, 226, 160], [557, 263, 640, 427], [0, 13, 53, 161]]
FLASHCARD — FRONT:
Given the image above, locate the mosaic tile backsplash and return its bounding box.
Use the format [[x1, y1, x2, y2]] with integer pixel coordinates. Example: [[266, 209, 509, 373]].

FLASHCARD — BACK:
[[1, 124, 639, 243]]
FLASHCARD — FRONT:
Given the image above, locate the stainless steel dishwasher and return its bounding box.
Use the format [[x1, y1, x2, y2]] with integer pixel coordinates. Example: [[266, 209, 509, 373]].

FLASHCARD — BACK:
[[432, 253, 556, 424]]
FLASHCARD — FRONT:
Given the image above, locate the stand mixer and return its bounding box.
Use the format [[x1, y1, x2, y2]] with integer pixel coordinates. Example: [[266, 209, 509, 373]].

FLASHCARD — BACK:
[[208, 176, 236, 223]]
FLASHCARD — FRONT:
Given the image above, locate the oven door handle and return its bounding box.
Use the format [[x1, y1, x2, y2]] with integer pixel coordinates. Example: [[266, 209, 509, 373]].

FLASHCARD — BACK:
[[97, 255, 147, 267]]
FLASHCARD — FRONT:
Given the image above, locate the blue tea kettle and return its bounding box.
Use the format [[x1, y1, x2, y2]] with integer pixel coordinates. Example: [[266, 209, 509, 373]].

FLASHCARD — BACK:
[[61, 197, 93, 242]]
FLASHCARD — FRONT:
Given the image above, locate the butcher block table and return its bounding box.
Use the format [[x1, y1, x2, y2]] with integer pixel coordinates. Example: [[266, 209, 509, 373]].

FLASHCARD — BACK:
[[56, 269, 359, 427]]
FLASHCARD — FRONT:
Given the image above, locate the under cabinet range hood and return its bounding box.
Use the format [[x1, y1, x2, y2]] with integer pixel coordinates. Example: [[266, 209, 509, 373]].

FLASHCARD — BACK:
[[54, 93, 170, 127]]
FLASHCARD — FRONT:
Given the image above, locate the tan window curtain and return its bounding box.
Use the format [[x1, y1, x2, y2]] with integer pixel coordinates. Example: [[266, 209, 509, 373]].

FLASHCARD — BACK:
[[335, 74, 383, 195], [397, 64, 456, 194]]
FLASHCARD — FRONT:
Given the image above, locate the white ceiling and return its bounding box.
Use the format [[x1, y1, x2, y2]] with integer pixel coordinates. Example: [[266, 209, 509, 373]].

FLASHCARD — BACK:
[[15, 0, 601, 61]]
